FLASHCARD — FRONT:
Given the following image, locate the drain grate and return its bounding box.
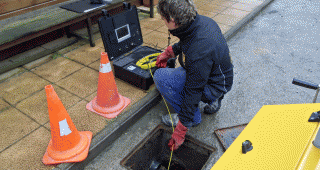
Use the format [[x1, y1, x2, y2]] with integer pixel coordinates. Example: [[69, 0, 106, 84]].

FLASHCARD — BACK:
[[120, 124, 216, 170], [214, 124, 247, 151]]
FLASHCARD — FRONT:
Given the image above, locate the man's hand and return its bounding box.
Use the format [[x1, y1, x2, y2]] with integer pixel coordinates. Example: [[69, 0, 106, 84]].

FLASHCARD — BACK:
[[168, 120, 188, 151], [156, 46, 175, 68]]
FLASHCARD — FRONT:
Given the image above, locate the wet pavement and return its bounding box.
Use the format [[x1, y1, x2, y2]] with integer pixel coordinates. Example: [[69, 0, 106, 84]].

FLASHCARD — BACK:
[[84, 0, 320, 169]]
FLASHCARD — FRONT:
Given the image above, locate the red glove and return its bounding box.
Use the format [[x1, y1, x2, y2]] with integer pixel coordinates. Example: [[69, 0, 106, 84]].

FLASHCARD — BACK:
[[156, 46, 175, 68], [168, 120, 188, 151]]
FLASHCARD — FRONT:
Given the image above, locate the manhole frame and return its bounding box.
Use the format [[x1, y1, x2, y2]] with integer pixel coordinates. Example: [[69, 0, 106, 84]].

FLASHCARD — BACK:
[[214, 123, 248, 151], [120, 124, 216, 170]]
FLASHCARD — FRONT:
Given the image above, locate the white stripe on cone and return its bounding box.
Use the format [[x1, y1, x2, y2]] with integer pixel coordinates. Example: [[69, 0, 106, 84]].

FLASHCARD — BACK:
[[99, 63, 112, 73], [59, 119, 72, 136]]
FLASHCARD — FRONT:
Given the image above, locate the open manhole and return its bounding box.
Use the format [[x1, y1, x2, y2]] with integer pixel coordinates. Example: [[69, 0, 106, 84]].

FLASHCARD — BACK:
[[120, 124, 216, 170]]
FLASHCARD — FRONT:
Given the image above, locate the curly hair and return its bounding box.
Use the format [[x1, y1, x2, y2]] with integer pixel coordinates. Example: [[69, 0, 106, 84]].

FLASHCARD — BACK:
[[157, 0, 197, 26]]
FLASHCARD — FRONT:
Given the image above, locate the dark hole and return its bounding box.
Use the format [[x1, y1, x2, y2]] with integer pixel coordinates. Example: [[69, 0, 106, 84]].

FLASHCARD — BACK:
[[160, 159, 187, 170], [120, 125, 215, 170]]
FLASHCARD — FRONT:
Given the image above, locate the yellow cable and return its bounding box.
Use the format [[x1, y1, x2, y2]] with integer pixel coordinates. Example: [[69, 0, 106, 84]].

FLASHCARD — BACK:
[[169, 145, 174, 169], [145, 55, 175, 170], [136, 53, 161, 70]]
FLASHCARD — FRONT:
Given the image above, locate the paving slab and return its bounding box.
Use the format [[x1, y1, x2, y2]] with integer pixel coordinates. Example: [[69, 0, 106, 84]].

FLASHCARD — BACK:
[[64, 44, 104, 66], [66, 100, 109, 136], [0, 71, 50, 105], [55, 67, 99, 98], [197, 9, 218, 18], [141, 27, 154, 36], [143, 31, 179, 49], [15, 84, 82, 125], [231, 1, 260, 11], [0, 127, 54, 170], [0, 107, 40, 152], [198, 4, 228, 13], [31, 57, 84, 82], [0, 98, 10, 111], [140, 18, 165, 30], [214, 13, 247, 26]]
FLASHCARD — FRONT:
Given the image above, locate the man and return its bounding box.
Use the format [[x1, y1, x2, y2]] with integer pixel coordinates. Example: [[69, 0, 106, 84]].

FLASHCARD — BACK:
[[153, 0, 234, 151]]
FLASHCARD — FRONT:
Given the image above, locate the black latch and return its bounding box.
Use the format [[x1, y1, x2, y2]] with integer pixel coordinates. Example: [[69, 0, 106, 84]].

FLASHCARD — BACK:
[[102, 9, 110, 17], [123, 2, 131, 10], [90, 0, 103, 4], [308, 111, 320, 122], [242, 140, 253, 154]]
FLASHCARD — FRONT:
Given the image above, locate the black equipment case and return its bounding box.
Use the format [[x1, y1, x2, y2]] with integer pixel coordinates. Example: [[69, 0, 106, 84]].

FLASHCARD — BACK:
[[98, 2, 162, 90]]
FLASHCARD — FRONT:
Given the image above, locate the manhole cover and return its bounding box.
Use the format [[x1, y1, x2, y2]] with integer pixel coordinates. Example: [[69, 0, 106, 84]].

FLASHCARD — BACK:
[[214, 124, 247, 151], [120, 124, 216, 170]]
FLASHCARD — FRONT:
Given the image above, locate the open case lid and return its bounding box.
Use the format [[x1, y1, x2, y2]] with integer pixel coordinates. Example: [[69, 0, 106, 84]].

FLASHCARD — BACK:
[[98, 2, 143, 61]]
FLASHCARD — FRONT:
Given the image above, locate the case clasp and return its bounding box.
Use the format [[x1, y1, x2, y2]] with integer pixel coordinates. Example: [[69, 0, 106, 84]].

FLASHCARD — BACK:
[[102, 9, 110, 17], [123, 2, 131, 10]]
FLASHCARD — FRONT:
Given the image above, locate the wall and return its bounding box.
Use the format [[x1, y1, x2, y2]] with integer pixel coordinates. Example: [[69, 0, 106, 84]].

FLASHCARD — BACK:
[[0, 0, 69, 20]]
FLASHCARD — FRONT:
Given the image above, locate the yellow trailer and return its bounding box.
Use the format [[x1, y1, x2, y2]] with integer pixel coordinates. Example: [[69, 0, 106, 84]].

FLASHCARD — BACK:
[[212, 79, 320, 170]]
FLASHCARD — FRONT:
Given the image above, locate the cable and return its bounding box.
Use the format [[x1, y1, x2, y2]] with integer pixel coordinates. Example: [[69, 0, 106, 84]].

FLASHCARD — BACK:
[[136, 53, 161, 69], [140, 33, 174, 169], [143, 54, 175, 170]]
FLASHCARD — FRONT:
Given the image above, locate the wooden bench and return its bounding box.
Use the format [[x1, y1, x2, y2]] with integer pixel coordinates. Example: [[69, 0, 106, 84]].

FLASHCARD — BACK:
[[0, 0, 155, 74]]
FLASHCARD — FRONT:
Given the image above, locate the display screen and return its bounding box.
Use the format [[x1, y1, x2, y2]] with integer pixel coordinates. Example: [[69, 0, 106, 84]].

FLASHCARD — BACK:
[[115, 24, 131, 42], [117, 26, 129, 39]]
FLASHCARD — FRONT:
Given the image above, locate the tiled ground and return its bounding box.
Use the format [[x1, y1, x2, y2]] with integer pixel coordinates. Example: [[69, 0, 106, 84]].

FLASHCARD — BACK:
[[0, 0, 264, 169]]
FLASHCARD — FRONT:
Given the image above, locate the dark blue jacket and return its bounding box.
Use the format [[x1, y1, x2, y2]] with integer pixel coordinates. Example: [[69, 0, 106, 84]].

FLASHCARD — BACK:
[[170, 13, 233, 124]]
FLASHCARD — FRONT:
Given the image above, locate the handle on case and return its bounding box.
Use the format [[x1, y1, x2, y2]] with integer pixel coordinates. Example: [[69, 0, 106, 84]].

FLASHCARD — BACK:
[[102, 9, 110, 17], [292, 78, 319, 90], [123, 2, 131, 10]]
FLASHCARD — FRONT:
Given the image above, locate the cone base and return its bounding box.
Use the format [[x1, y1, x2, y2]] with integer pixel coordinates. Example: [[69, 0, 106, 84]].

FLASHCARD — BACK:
[[42, 131, 92, 165], [86, 95, 131, 119]]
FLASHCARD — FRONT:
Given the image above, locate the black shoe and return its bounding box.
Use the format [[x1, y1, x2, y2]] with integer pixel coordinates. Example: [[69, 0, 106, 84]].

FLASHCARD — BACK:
[[161, 114, 200, 127], [200, 96, 224, 115], [161, 113, 179, 127]]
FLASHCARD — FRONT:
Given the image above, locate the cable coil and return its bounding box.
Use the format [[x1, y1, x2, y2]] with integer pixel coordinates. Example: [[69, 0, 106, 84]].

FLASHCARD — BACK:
[[136, 53, 161, 69]]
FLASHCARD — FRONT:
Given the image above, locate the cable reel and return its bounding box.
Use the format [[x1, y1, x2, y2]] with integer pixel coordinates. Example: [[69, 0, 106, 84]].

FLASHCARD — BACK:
[[136, 53, 161, 69]]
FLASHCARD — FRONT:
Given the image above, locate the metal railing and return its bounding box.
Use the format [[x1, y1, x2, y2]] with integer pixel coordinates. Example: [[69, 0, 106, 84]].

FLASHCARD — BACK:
[[292, 78, 320, 103]]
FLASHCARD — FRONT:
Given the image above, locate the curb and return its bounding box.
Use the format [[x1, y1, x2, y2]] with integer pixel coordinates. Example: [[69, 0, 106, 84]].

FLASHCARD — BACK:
[[55, 0, 275, 169]]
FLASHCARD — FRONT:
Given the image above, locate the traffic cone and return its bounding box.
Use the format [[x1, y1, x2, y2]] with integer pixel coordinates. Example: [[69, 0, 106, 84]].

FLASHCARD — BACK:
[[86, 52, 130, 118], [42, 85, 92, 165]]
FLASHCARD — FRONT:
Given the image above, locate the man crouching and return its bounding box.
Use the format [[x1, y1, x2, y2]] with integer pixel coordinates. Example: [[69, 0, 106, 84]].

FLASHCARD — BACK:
[[153, 0, 234, 151]]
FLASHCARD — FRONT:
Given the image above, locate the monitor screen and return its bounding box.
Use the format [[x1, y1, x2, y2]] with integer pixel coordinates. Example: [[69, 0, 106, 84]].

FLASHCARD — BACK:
[[115, 24, 131, 43]]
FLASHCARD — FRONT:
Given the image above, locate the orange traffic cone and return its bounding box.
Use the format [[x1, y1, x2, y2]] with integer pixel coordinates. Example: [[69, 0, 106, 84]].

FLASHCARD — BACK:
[[86, 52, 130, 118], [42, 85, 92, 165]]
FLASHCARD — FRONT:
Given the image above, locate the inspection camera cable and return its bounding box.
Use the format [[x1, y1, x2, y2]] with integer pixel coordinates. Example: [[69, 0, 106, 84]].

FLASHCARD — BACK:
[[136, 54, 175, 170]]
